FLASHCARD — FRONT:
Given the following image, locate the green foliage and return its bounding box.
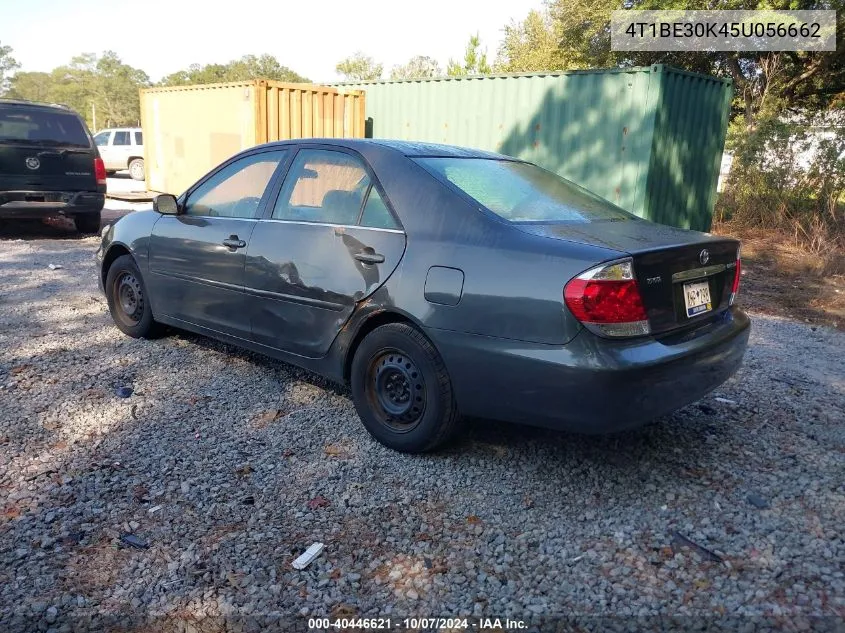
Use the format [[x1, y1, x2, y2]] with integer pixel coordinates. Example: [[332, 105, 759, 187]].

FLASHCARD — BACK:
[[715, 114, 845, 254], [159, 54, 308, 86], [390, 56, 442, 81], [4, 71, 51, 102], [496, 10, 562, 73], [447, 34, 492, 77], [336, 52, 383, 81], [6, 51, 149, 129], [0, 41, 20, 94]]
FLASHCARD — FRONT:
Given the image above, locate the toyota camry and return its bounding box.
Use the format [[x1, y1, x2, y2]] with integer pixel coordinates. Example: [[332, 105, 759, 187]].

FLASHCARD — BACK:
[[96, 139, 750, 452]]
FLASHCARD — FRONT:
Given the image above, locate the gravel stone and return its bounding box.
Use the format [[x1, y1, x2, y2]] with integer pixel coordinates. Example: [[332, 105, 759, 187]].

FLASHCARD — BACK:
[[1, 229, 843, 628], [746, 493, 770, 509]]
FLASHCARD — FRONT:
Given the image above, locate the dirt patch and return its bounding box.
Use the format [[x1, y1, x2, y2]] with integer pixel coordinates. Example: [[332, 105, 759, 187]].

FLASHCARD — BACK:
[[714, 224, 845, 330]]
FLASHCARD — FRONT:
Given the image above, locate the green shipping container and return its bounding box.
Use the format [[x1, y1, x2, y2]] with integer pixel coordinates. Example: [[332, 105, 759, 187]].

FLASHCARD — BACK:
[[337, 65, 732, 232]]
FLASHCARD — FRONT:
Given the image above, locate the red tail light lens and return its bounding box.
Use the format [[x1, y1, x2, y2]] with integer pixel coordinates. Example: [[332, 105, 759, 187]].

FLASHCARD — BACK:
[[94, 157, 107, 185], [729, 246, 741, 305], [564, 258, 650, 337]]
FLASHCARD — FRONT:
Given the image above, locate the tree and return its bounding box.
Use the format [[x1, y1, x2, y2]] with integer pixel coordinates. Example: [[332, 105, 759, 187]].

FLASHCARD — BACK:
[[47, 52, 150, 128], [447, 34, 492, 77], [7, 52, 149, 128], [496, 10, 562, 73], [6, 72, 54, 102], [0, 41, 20, 95], [390, 55, 442, 81], [160, 54, 308, 86], [335, 52, 383, 81]]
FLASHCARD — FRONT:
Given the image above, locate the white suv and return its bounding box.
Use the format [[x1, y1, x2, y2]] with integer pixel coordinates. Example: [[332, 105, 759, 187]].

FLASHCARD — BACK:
[[93, 127, 145, 181]]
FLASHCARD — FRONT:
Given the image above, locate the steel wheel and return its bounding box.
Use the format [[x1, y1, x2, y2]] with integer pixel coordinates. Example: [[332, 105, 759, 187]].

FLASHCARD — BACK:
[[113, 271, 144, 327], [351, 323, 460, 453], [129, 158, 145, 181], [367, 349, 427, 432]]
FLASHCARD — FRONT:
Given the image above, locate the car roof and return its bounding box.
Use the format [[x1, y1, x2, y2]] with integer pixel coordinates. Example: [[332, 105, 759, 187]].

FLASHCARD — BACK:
[[257, 138, 517, 160], [0, 98, 75, 113]]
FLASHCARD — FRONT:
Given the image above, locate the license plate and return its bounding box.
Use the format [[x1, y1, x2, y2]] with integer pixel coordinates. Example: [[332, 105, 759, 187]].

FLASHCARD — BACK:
[[683, 280, 712, 317]]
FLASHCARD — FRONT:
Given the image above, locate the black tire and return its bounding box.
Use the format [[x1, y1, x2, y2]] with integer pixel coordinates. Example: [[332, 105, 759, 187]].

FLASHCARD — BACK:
[[129, 158, 145, 181], [351, 323, 460, 453], [105, 254, 159, 338], [74, 212, 101, 235]]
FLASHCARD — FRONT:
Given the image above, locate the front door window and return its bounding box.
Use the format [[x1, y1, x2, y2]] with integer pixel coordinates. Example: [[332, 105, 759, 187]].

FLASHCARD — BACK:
[[184, 150, 287, 219]]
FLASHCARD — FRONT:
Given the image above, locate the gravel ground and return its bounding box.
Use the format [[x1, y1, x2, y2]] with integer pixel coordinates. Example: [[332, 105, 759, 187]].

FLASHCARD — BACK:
[[1, 229, 843, 631]]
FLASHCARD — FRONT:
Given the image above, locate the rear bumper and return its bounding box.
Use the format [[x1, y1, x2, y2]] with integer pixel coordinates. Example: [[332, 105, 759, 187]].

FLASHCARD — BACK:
[[0, 191, 105, 219], [427, 307, 751, 433]]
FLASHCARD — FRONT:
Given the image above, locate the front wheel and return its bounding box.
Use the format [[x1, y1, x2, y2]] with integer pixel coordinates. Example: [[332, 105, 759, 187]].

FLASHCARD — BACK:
[[128, 158, 145, 181], [351, 323, 460, 453], [105, 254, 159, 338], [74, 212, 101, 235]]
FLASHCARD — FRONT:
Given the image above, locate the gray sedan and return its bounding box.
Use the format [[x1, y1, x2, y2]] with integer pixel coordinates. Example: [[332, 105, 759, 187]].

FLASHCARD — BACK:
[[96, 139, 750, 452]]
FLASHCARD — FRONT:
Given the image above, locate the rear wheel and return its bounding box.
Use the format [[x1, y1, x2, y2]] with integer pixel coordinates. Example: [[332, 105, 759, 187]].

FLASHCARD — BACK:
[[74, 212, 101, 235], [351, 323, 460, 453], [128, 158, 145, 181], [105, 254, 159, 338]]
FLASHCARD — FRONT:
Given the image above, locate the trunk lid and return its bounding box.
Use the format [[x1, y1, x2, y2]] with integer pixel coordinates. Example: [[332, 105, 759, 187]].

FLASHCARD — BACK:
[[516, 218, 740, 334]]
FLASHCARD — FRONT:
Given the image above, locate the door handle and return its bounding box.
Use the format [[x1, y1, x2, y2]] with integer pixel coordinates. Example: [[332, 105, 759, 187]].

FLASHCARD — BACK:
[[354, 251, 385, 265], [222, 235, 247, 249]]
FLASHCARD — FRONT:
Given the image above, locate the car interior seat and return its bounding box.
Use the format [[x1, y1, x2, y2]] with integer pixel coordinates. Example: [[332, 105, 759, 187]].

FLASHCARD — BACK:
[[322, 190, 364, 225]]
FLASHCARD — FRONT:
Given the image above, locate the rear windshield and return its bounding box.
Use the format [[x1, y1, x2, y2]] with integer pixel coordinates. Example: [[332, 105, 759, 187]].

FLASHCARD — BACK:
[[0, 107, 91, 148], [416, 157, 632, 223]]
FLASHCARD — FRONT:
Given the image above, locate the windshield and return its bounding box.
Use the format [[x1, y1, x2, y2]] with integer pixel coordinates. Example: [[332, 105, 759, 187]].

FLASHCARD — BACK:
[[417, 157, 633, 223], [0, 107, 91, 148]]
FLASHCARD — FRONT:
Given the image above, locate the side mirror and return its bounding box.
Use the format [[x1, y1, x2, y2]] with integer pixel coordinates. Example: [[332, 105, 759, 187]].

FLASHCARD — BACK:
[[153, 194, 180, 215]]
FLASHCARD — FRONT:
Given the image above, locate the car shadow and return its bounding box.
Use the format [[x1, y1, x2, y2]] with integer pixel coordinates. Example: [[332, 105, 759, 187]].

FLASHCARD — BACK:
[[144, 325, 726, 471], [0, 209, 133, 240]]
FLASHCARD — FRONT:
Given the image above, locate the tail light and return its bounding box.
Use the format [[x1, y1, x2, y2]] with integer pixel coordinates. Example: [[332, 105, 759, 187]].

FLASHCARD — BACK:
[[729, 245, 742, 305], [94, 157, 107, 186], [564, 258, 650, 338]]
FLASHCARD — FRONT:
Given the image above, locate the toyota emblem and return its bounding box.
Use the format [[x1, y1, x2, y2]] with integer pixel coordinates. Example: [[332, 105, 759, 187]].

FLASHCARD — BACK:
[[699, 249, 710, 265], [25, 157, 40, 170]]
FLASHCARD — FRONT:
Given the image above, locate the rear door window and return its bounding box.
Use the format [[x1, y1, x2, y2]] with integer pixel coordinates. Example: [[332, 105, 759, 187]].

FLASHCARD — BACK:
[[0, 107, 91, 148], [93, 131, 111, 146], [113, 131, 130, 146], [272, 149, 370, 225], [360, 187, 399, 229]]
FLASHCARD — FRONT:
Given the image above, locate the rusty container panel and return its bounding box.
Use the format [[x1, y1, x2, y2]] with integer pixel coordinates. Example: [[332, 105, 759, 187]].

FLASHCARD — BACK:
[[141, 81, 365, 195]]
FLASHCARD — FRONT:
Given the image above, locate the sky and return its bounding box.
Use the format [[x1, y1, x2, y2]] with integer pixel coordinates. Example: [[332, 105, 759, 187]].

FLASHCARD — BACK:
[[1, 0, 543, 82]]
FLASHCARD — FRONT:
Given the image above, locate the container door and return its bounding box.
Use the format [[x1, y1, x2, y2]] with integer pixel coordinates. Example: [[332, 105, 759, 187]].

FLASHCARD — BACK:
[[148, 149, 288, 339], [245, 148, 405, 357]]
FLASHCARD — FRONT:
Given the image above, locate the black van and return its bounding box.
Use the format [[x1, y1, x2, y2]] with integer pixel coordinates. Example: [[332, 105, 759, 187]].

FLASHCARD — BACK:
[[0, 99, 106, 234]]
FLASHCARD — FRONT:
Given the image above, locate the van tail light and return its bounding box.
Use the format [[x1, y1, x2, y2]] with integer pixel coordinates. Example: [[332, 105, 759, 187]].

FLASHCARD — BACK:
[[564, 258, 650, 338], [729, 245, 742, 305], [94, 157, 107, 186]]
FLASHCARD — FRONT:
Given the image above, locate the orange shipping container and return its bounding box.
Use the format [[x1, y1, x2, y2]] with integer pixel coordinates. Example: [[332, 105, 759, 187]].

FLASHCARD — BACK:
[[140, 80, 366, 195]]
